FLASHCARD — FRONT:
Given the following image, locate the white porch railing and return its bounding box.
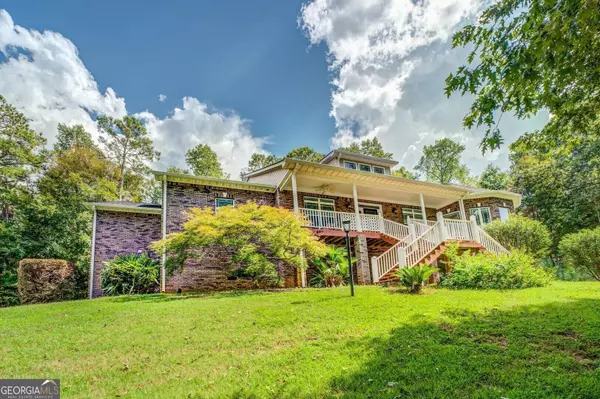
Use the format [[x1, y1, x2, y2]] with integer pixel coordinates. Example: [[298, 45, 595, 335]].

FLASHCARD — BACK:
[[444, 219, 472, 241], [478, 228, 510, 254]]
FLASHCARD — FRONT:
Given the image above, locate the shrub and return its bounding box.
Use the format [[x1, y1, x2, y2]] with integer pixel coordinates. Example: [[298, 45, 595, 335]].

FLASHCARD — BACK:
[[559, 227, 600, 281], [101, 253, 160, 296], [484, 215, 551, 259], [310, 246, 351, 287], [396, 265, 437, 293], [441, 251, 553, 290], [18, 259, 73, 304], [0, 270, 19, 307]]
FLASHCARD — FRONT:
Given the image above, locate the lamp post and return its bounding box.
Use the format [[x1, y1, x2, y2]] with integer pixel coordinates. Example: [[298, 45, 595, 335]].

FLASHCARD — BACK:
[[342, 220, 355, 297]]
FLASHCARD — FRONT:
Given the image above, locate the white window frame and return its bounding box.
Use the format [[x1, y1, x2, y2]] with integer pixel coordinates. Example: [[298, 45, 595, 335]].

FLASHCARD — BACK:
[[358, 202, 382, 215], [443, 211, 461, 220], [498, 207, 510, 222], [373, 166, 385, 174], [469, 207, 492, 225], [343, 161, 357, 170], [303, 196, 335, 211], [215, 198, 235, 209], [358, 163, 372, 172], [402, 208, 424, 224]]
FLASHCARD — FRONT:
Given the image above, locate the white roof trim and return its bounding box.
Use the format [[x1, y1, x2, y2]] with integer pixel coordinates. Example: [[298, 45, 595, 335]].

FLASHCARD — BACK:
[[87, 203, 162, 214], [152, 171, 277, 192], [463, 191, 522, 208]]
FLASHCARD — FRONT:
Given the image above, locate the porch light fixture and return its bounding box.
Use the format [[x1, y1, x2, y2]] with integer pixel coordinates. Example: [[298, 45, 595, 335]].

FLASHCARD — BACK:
[[341, 220, 355, 297]]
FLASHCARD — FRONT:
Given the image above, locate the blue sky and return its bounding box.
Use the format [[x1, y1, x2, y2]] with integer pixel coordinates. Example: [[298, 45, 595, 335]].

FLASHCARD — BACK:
[[0, 1, 547, 177]]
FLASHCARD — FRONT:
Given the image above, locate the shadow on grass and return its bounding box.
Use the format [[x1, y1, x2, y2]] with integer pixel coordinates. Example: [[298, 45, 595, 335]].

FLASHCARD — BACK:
[[326, 298, 600, 398], [105, 289, 273, 303]]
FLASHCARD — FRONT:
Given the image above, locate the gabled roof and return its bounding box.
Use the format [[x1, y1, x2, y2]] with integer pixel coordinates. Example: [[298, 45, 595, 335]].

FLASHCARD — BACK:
[[319, 150, 398, 167]]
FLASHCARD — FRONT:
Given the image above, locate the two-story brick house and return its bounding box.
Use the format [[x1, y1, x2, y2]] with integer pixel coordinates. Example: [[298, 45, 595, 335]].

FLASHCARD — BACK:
[[88, 150, 520, 297]]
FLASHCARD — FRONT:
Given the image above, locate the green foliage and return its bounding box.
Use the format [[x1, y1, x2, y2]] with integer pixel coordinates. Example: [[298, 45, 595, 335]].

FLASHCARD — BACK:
[[151, 203, 328, 287], [0, 95, 47, 220], [478, 164, 509, 190], [484, 215, 551, 260], [185, 144, 228, 179], [97, 115, 160, 200], [246, 153, 280, 172], [101, 253, 160, 296], [310, 246, 352, 287], [446, 0, 600, 151], [391, 166, 417, 179], [559, 227, 600, 281], [396, 265, 437, 293], [442, 251, 553, 290], [0, 269, 19, 307], [54, 123, 98, 153], [415, 138, 469, 184], [18, 259, 74, 304], [340, 137, 393, 159], [285, 147, 324, 163]]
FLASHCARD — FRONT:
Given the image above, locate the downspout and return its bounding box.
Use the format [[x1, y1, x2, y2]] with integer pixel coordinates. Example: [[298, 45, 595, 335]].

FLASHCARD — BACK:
[[88, 206, 97, 299], [161, 174, 167, 292]]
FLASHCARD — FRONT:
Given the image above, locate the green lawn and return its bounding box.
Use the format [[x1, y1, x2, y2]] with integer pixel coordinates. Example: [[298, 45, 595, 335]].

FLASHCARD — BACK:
[[1, 282, 599, 398]]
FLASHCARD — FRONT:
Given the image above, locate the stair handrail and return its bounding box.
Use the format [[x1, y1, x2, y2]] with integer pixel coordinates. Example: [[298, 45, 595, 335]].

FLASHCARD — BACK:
[[403, 222, 442, 267], [373, 233, 415, 281], [477, 227, 509, 254]]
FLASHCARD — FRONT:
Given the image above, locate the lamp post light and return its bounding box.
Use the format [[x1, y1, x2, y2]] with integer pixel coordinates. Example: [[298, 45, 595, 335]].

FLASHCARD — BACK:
[[342, 220, 355, 297]]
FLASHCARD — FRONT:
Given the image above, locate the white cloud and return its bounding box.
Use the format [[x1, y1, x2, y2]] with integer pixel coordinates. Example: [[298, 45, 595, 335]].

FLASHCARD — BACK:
[[299, 0, 547, 174], [158, 94, 167, 102], [0, 9, 267, 178]]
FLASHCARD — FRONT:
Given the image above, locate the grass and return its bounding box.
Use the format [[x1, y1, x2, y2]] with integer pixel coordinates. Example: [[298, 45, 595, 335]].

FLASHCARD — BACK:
[[1, 282, 600, 398]]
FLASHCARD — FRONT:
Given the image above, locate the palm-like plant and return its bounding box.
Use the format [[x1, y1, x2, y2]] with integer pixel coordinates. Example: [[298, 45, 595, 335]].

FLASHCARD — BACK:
[[310, 246, 353, 287], [397, 265, 437, 293]]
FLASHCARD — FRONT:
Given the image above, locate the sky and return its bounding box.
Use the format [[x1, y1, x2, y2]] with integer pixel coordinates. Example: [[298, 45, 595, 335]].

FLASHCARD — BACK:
[[0, 1, 547, 178]]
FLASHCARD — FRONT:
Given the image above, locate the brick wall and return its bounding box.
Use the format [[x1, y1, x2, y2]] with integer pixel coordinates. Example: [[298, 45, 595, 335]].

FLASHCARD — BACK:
[[92, 211, 161, 297], [438, 197, 515, 221]]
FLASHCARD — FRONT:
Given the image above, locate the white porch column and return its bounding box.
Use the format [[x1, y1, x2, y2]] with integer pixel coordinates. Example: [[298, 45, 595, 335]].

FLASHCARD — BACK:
[[470, 215, 481, 243], [419, 193, 427, 221], [459, 198, 467, 220], [291, 171, 299, 212], [436, 211, 448, 241], [397, 246, 407, 268], [88, 208, 97, 299], [371, 256, 379, 283], [408, 222, 416, 238], [352, 183, 362, 232], [161, 175, 167, 293]]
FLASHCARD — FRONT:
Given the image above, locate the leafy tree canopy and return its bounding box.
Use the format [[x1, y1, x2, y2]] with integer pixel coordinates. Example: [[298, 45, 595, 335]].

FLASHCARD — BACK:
[[54, 123, 98, 153], [151, 202, 328, 287], [97, 115, 160, 200], [478, 164, 509, 191], [415, 138, 469, 185], [285, 146, 324, 162], [185, 144, 228, 179], [341, 137, 393, 159], [446, 0, 600, 151], [391, 166, 417, 180], [246, 153, 280, 173]]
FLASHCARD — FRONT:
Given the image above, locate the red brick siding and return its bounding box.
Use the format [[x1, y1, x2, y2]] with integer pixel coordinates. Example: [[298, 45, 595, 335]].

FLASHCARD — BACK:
[[92, 211, 162, 297]]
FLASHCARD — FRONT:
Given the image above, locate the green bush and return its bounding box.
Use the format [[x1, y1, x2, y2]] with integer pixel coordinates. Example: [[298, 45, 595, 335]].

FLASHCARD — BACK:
[[396, 265, 437, 293], [559, 227, 600, 281], [0, 270, 19, 307], [441, 251, 553, 290], [18, 259, 74, 304], [310, 246, 351, 287], [101, 253, 160, 296], [484, 215, 552, 259]]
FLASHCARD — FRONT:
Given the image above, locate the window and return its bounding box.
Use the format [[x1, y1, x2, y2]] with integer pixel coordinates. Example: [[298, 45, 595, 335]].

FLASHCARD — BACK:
[[343, 161, 357, 170], [373, 166, 385, 174], [498, 207, 510, 222], [359, 164, 372, 172], [469, 207, 492, 225], [304, 197, 335, 211], [215, 198, 234, 209], [443, 211, 461, 220], [402, 208, 424, 224]]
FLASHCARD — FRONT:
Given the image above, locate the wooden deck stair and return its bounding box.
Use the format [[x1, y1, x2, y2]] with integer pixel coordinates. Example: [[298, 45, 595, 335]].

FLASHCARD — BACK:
[[376, 240, 485, 283]]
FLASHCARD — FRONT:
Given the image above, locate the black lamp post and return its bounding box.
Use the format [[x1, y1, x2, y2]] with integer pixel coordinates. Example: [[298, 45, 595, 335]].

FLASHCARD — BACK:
[[342, 220, 355, 297]]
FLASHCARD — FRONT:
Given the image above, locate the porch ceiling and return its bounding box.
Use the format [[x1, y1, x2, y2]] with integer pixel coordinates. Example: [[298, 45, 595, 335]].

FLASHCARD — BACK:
[[283, 174, 460, 209]]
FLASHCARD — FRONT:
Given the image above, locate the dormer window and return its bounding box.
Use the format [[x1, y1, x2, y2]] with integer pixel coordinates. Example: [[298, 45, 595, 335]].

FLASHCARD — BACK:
[[359, 164, 371, 172], [343, 161, 357, 170], [373, 166, 385, 174]]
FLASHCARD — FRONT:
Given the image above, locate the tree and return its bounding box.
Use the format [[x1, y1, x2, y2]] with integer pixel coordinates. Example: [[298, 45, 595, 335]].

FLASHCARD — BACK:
[[54, 124, 98, 153], [167, 166, 190, 175], [151, 202, 328, 287], [0, 95, 47, 220], [185, 144, 228, 179], [478, 164, 509, 191], [391, 166, 417, 180], [97, 115, 160, 200], [246, 153, 279, 172], [285, 147, 324, 162], [446, 0, 600, 151], [559, 227, 600, 281], [415, 138, 469, 184], [484, 215, 552, 260], [341, 137, 393, 159]]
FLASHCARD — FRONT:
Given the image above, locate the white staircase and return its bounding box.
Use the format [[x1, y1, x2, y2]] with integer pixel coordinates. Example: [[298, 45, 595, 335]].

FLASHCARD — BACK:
[[371, 214, 508, 283]]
